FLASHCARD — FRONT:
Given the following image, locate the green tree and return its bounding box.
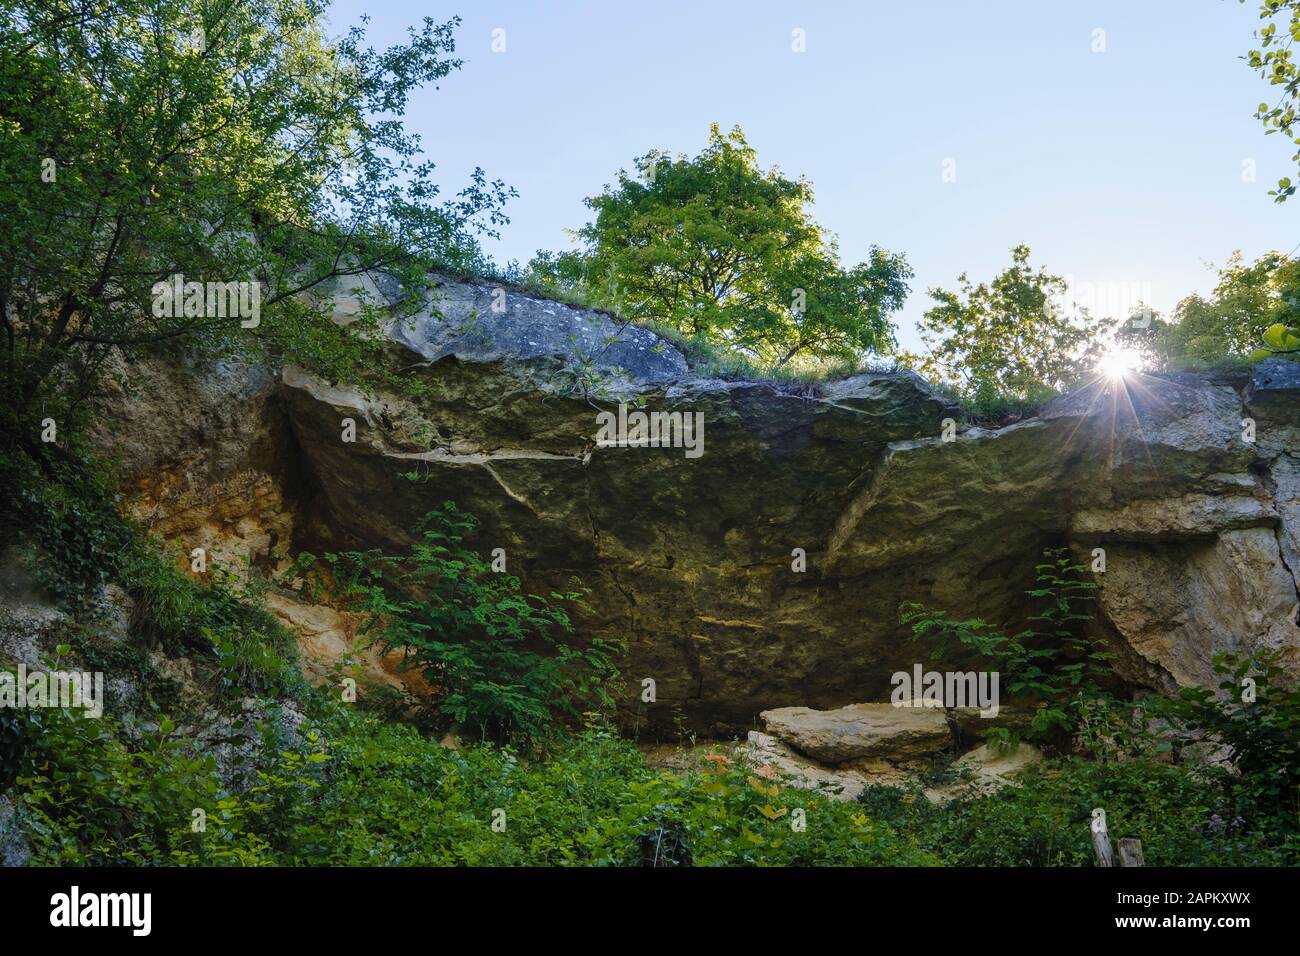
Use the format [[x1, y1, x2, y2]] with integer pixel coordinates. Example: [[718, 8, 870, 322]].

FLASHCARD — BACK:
[[911, 245, 1102, 408], [0, 1, 511, 460], [530, 124, 910, 367], [1119, 251, 1300, 368], [1244, 0, 1300, 202]]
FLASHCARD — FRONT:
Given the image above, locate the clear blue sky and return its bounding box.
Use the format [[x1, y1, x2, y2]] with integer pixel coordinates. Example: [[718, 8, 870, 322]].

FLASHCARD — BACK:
[[328, 0, 1296, 352]]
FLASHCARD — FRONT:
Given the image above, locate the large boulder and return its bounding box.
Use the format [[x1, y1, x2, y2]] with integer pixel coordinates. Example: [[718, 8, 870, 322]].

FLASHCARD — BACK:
[[760, 703, 954, 764]]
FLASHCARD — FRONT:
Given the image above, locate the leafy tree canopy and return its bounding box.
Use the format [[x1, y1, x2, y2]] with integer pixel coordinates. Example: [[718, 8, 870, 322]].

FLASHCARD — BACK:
[[1118, 251, 1300, 368], [908, 244, 1102, 408], [527, 124, 911, 368], [0, 0, 511, 458]]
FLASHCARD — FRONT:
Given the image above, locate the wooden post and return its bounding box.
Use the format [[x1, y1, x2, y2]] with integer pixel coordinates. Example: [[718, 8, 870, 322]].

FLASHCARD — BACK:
[[1117, 838, 1145, 867], [1091, 808, 1115, 867]]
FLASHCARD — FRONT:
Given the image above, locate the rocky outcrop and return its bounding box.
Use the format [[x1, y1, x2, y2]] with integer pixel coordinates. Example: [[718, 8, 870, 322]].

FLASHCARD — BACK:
[[0, 545, 306, 794], [742, 731, 876, 802], [89, 274, 1300, 733], [262, 592, 424, 697], [83, 351, 423, 699]]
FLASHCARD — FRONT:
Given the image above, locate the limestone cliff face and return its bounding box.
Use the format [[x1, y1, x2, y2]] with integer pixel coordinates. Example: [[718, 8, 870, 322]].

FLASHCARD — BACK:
[[99, 275, 1300, 733]]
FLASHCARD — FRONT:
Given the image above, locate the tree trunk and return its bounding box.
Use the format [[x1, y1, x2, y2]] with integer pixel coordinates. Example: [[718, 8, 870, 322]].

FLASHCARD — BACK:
[[1117, 838, 1145, 867], [1090, 809, 1114, 867]]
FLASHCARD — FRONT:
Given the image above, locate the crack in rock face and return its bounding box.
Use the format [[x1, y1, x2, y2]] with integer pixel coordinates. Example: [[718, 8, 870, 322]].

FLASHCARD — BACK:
[[98, 276, 1300, 734]]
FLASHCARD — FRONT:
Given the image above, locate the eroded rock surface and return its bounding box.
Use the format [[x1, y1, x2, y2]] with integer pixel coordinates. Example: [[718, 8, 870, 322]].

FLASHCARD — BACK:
[[88, 276, 1300, 732]]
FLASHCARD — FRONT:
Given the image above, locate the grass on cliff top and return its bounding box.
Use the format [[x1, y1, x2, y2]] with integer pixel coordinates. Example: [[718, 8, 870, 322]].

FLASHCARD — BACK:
[[444, 263, 1050, 422], [441, 262, 902, 391]]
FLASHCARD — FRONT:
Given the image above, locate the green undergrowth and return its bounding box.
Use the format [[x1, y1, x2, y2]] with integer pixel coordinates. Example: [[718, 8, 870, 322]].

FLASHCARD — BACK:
[[12, 695, 1296, 866], [452, 263, 1066, 417], [2, 448, 1297, 866], [2, 448, 309, 702], [860, 759, 1298, 867]]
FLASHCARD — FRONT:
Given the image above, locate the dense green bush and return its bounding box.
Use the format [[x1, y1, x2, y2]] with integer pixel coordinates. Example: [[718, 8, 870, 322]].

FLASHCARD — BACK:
[[284, 712, 937, 866], [17, 692, 1297, 867], [900, 549, 1115, 749], [10, 699, 327, 866], [318, 502, 623, 750], [8, 700, 939, 866], [1150, 651, 1300, 837], [2, 451, 136, 608], [860, 757, 1297, 866]]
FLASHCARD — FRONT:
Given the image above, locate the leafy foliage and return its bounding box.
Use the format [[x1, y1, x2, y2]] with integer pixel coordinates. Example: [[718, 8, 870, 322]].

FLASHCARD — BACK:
[[10, 698, 327, 865], [861, 757, 1296, 866], [526, 124, 910, 368], [908, 245, 1103, 409], [2, 448, 136, 607], [0, 0, 511, 460], [320, 503, 623, 748], [291, 713, 943, 866], [1118, 251, 1300, 368], [14, 695, 1295, 866], [1150, 650, 1300, 835], [1244, 0, 1300, 202], [9, 700, 944, 866], [900, 549, 1113, 748]]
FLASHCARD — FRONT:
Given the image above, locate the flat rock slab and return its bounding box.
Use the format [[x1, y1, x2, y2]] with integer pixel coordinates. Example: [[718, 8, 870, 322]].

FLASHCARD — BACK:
[[760, 702, 966, 764]]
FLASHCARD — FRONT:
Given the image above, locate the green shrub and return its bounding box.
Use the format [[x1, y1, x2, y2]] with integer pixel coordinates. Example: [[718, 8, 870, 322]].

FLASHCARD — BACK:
[[11, 699, 327, 866], [900, 548, 1114, 748], [320, 503, 623, 750], [284, 711, 939, 866], [860, 757, 1297, 866], [10, 697, 939, 867], [1, 451, 135, 607], [1150, 650, 1300, 837], [13, 687, 1296, 866]]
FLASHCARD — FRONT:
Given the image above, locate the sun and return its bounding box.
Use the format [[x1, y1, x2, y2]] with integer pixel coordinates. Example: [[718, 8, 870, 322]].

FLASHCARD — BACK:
[[1098, 346, 1142, 379]]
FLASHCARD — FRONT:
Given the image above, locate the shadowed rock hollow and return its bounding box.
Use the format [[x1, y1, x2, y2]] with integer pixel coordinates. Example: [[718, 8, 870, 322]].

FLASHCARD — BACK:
[[97, 274, 1300, 734]]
